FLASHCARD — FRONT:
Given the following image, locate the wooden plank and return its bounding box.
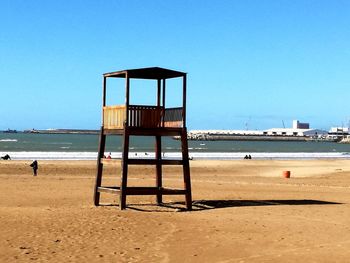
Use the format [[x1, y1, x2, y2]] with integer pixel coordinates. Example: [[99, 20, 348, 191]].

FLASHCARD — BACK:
[[98, 186, 121, 194], [161, 188, 187, 195], [161, 159, 183, 165], [98, 186, 186, 196], [103, 105, 126, 129], [125, 187, 186, 195], [126, 186, 159, 195], [127, 127, 183, 136], [103, 129, 124, 135]]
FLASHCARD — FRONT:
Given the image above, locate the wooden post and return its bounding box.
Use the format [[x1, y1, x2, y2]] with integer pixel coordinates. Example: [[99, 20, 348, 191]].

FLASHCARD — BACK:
[[120, 75, 130, 210], [94, 77, 107, 206], [182, 75, 187, 127], [162, 79, 166, 127], [156, 79, 163, 203], [155, 135, 162, 204], [162, 79, 166, 108], [157, 79, 161, 107], [120, 129, 129, 210], [94, 126, 106, 206], [181, 127, 192, 210], [125, 75, 130, 126], [102, 77, 107, 107]]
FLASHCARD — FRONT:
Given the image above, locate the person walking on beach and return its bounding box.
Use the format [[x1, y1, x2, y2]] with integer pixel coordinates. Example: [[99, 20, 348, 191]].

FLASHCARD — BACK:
[[30, 160, 38, 176]]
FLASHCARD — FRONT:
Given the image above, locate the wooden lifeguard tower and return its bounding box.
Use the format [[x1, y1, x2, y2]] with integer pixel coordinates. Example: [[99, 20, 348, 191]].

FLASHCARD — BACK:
[[93, 67, 192, 210]]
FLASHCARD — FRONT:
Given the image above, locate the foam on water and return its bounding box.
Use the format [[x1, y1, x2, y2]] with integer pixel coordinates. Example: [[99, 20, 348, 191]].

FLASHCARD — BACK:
[[1, 151, 349, 160]]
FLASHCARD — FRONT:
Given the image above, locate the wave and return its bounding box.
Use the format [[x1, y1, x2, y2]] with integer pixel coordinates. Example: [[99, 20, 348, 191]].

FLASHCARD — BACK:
[[44, 142, 73, 145], [1, 151, 350, 160], [0, 139, 18, 142]]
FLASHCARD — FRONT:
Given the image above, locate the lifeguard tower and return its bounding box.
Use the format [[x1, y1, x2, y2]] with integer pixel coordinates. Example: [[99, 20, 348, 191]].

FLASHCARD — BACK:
[[93, 67, 192, 210]]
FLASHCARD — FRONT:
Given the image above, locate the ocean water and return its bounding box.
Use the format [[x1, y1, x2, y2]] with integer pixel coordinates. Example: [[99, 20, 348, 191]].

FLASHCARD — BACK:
[[1, 133, 350, 160]]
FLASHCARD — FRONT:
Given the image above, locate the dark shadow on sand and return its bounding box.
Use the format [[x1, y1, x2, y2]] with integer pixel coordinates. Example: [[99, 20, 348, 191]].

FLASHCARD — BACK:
[[191, 199, 342, 211], [98, 199, 342, 212]]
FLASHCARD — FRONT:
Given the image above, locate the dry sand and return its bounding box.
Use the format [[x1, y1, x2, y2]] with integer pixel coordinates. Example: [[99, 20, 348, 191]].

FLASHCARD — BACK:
[[1, 159, 350, 262]]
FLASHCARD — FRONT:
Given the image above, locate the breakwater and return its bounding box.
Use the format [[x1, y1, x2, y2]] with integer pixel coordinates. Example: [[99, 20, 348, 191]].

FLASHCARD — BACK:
[[179, 130, 309, 141], [340, 137, 350, 144], [181, 130, 339, 142], [23, 129, 99, 135], [184, 134, 307, 141]]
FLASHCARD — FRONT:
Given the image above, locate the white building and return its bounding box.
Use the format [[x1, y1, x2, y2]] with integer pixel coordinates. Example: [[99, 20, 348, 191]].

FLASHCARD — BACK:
[[329, 127, 349, 134], [263, 128, 326, 137], [328, 127, 349, 140], [188, 120, 328, 138]]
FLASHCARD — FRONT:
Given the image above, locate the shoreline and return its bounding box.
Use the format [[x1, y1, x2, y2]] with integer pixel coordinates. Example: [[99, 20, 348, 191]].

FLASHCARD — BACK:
[[1, 151, 350, 160]]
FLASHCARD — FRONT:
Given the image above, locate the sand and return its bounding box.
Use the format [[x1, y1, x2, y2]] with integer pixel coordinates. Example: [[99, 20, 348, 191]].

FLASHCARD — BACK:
[[1, 159, 350, 262]]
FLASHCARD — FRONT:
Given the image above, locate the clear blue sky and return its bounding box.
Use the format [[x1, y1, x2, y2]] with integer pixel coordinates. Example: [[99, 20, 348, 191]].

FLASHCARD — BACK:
[[1, 0, 349, 131]]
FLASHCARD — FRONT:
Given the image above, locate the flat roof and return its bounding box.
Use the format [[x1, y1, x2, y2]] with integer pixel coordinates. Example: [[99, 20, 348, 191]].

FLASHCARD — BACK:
[[103, 67, 186, 79]]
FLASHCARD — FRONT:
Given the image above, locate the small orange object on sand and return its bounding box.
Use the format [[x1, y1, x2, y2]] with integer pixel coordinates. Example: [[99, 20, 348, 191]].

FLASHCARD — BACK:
[[283, 170, 291, 178]]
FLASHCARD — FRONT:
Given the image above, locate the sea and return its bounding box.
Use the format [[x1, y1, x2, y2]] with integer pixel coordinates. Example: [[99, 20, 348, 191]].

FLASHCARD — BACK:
[[1, 133, 350, 160]]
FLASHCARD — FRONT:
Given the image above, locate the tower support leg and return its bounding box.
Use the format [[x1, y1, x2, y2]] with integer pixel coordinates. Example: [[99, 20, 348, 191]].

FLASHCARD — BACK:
[[94, 126, 106, 206], [181, 128, 192, 210], [120, 129, 130, 210], [155, 135, 162, 204]]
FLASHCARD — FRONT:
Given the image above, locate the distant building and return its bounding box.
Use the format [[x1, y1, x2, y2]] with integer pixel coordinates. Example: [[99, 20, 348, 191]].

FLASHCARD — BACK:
[[329, 127, 349, 134], [328, 127, 349, 140], [264, 120, 325, 137], [263, 128, 326, 137], [292, 120, 310, 129]]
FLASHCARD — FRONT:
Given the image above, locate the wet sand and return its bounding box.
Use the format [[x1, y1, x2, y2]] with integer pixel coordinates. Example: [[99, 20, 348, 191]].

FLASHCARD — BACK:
[[1, 159, 350, 262]]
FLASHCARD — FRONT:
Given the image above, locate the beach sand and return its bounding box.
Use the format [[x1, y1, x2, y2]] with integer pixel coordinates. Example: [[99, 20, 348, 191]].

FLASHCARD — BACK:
[[1, 159, 350, 262]]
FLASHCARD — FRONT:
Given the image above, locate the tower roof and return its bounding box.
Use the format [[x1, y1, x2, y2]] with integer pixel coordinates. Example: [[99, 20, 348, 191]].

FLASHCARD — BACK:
[[104, 67, 186, 79]]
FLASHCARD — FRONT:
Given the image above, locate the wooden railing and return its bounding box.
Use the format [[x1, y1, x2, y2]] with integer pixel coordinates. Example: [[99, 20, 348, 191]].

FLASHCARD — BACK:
[[128, 105, 162, 128], [103, 105, 126, 129], [103, 105, 183, 129], [164, 107, 183, 128]]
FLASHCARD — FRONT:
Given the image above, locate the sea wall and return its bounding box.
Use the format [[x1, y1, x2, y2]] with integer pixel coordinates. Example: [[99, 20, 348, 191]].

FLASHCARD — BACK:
[[184, 133, 307, 141], [23, 129, 99, 135], [340, 136, 350, 144]]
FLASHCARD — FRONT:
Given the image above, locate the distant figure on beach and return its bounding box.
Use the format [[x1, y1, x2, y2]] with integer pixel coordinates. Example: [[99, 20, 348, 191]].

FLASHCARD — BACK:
[[30, 160, 38, 176], [107, 152, 112, 159], [1, 154, 11, 160], [244, 155, 249, 159], [248, 155, 252, 159]]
